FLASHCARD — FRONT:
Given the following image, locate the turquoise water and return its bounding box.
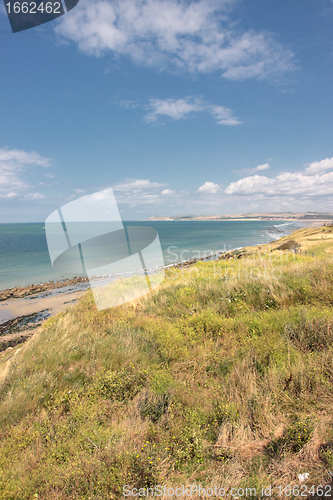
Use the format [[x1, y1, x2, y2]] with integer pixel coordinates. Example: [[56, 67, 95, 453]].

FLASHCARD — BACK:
[[0, 220, 303, 291]]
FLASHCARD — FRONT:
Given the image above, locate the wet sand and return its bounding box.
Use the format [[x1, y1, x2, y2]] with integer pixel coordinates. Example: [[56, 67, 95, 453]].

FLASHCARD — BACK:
[[0, 279, 90, 351]]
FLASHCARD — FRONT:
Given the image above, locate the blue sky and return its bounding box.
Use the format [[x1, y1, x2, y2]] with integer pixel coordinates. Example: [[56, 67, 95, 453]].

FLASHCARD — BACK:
[[0, 0, 333, 221]]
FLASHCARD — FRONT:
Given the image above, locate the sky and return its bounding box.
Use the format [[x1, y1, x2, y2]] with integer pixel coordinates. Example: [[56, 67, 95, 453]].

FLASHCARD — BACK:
[[0, 0, 333, 222]]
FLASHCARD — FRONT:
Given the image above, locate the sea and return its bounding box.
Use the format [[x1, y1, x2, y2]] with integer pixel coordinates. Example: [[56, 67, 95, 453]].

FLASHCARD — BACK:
[[0, 220, 307, 291]]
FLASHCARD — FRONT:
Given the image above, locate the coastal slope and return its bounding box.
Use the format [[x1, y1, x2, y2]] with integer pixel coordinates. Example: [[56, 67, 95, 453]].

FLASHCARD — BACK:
[[0, 226, 333, 498]]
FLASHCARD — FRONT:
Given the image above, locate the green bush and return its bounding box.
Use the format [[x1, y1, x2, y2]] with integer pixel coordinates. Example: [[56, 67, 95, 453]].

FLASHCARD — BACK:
[[94, 365, 147, 402]]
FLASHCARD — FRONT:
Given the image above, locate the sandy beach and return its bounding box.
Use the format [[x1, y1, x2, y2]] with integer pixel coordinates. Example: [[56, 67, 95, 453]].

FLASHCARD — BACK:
[[0, 278, 90, 351]]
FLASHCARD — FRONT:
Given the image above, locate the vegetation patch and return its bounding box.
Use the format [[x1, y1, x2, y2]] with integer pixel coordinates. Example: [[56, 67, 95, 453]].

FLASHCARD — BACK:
[[0, 226, 333, 499]]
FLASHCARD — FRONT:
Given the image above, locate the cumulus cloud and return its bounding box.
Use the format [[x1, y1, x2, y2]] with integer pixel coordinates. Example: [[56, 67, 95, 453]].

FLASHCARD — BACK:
[[55, 0, 295, 81], [0, 147, 52, 199], [225, 156, 333, 197], [0, 148, 51, 167], [144, 97, 202, 123], [255, 162, 270, 171], [197, 181, 221, 194], [304, 157, 333, 175], [143, 96, 241, 125], [235, 161, 271, 175], [209, 105, 241, 126], [161, 189, 175, 195]]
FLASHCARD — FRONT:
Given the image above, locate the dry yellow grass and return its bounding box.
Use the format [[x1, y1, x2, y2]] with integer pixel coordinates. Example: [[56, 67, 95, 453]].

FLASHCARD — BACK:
[[0, 226, 333, 499]]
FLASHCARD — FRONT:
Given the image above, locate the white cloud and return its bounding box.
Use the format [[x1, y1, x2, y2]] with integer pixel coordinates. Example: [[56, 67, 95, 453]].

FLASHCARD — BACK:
[[197, 181, 221, 194], [143, 96, 241, 125], [0, 192, 18, 199], [144, 97, 202, 123], [108, 178, 190, 208], [113, 178, 165, 191], [210, 105, 241, 126], [304, 157, 333, 175], [117, 99, 141, 109], [255, 162, 270, 171], [235, 161, 271, 175], [161, 189, 175, 195], [0, 147, 52, 199], [225, 157, 333, 197], [0, 148, 51, 167], [56, 0, 295, 81], [25, 192, 46, 200], [112, 178, 166, 206]]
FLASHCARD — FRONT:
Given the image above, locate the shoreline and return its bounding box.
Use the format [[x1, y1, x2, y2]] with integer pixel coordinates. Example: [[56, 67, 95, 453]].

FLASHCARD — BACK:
[[0, 218, 321, 298], [0, 280, 91, 352], [0, 276, 89, 302], [0, 245, 249, 351], [0, 221, 326, 352]]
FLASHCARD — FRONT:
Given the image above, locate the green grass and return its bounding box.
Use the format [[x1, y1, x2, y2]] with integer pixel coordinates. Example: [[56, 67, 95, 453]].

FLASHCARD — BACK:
[[0, 226, 333, 499]]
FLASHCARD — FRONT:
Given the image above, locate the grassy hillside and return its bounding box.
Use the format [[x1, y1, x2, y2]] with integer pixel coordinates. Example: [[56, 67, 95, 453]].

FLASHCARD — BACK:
[[1, 226, 333, 499]]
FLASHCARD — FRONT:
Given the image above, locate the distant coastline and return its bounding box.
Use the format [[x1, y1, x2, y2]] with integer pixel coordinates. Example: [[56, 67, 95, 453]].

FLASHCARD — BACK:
[[146, 212, 333, 222]]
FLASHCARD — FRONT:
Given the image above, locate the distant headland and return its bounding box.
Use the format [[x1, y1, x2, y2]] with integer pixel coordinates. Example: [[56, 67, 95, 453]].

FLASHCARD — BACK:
[[146, 212, 333, 222]]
